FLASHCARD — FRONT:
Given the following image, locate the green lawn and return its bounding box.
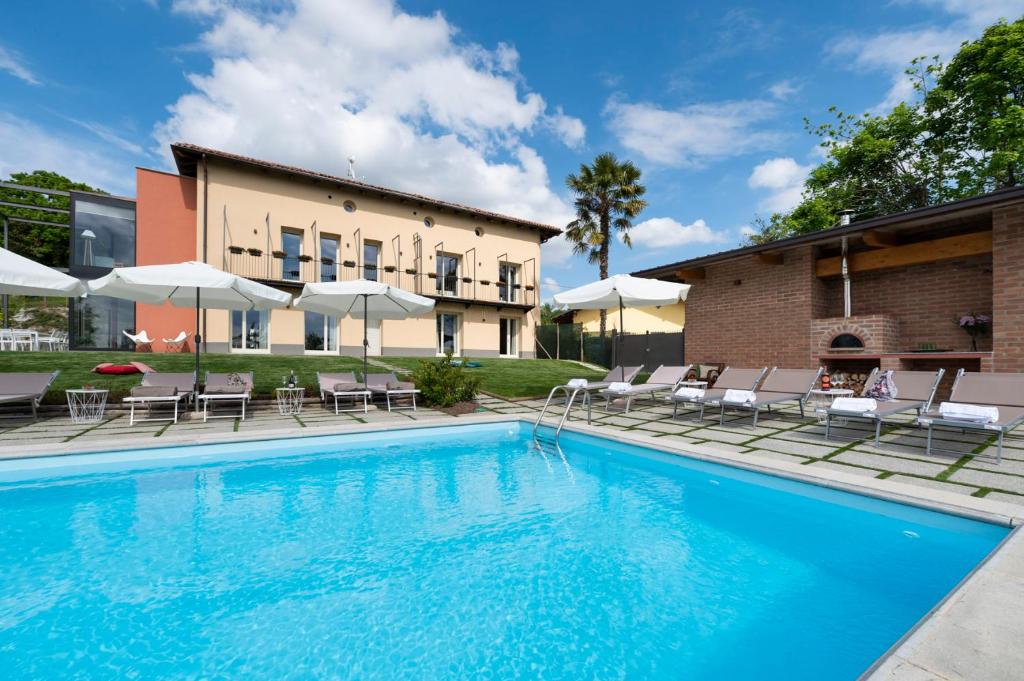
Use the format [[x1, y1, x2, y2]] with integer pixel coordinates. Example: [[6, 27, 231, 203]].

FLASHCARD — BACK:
[[0, 352, 607, 402], [384, 357, 607, 398]]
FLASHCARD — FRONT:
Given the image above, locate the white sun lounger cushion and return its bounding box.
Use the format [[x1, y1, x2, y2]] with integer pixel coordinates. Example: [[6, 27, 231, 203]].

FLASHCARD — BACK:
[[832, 397, 878, 413], [939, 402, 999, 423], [567, 378, 588, 389], [607, 382, 631, 392], [674, 387, 704, 400], [723, 389, 757, 405]]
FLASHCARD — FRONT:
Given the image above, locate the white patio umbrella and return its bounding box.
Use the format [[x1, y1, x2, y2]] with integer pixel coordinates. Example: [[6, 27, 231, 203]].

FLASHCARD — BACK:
[[294, 279, 435, 386], [553, 274, 691, 380], [0, 246, 86, 297], [88, 261, 293, 406]]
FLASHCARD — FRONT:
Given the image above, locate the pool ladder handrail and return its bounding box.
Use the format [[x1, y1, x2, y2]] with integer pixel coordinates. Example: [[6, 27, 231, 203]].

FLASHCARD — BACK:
[[532, 384, 592, 443]]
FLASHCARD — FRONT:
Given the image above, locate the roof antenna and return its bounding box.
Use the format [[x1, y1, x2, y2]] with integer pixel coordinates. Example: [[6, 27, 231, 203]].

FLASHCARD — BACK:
[[347, 157, 357, 179]]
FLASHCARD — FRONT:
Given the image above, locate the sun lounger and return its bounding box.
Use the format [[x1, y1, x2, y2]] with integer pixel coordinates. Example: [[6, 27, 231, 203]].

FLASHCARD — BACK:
[[823, 368, 944, 447], [0, 371, 59, 420], [365, 372, 420, 412], [601, 364, 692, 413], [200, 371, 252, 422], [917, 370, 1024, 464], [565, 366, 642, 392], [667, 366, 768, 421], [123, 371, 195, 425], [318, 371, 371, 414], [718, 367, 825, 428]]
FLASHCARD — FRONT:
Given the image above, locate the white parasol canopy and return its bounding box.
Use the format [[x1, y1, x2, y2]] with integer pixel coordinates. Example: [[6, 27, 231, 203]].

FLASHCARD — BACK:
[[0, 246, 86, 297], [88, 261, 293, 409], [552, 274, 690, 310], [87, 261, 292, 310], [553, 274, 690, 381], [294, 280, 435, 385]]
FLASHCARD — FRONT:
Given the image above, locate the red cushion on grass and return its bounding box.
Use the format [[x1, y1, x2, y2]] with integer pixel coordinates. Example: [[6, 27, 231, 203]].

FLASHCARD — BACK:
[[93, 364, 142, 375]]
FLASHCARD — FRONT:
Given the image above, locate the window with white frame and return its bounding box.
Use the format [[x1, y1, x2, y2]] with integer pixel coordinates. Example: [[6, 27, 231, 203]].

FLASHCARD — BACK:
[[436, 253, 459, 296], [320, 235, 339, 282], [498, 262, 519, 303], [304, 311, 338, 352], [281, 230, 302, 282], [499, 317, 519, 357], [436, 313, 460, 356], [363, 240, 381, 281], [231, 309, 269, 351]]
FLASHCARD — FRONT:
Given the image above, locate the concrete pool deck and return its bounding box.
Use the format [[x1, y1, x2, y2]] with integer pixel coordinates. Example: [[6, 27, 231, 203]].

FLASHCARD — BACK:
[[1, 396, 1022, 680]]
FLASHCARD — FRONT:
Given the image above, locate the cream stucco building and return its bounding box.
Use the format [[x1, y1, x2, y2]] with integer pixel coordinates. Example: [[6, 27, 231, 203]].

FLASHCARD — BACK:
[[558, 303, 685, 334], [131, 144, 559, 357]]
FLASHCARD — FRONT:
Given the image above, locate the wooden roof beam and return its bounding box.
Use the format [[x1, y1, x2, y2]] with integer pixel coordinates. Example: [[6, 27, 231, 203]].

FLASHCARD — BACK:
[[862, 229, 901, 248], [816, 231, 992, 277], [754, 253, 784, 265], [674, 267, 705, 281]]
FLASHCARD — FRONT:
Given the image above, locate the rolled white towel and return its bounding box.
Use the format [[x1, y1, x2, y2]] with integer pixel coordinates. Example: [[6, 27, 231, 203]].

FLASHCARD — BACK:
[[607, 382, 632, 393], [723, 389, 757, 405], [566, 378, 588, 389], [674, 387, 705, 400], [939, 402, 999, 423], [831, 397, 877, 413]]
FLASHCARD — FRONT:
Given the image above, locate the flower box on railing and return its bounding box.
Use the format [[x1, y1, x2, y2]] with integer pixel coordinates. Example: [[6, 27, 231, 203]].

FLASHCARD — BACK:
[[524, 285, 534, 291], [405, 268, 418, 275], [298, 254, 313, 263], [342, 260, 356, 268], [427, 272, 437, 279], [479, 280, 490, 285], [272, 250, 287, 259], [322, 257, 335, 266], [383, 265, 396, 273], [228, 245, 245, 255], [247, 248, 263, 257], [461, 276, 472, 283], [512, 284, 522, 290]]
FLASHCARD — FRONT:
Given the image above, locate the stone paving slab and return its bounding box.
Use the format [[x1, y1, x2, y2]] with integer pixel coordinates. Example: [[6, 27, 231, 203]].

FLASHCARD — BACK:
[[948, 468, 1024, 494], [804, 460, 883, 478], [886, 475, 979, 496], [632, 421, 701, 435], [984, 491, 1024, 505], [743, 449, 812, 465], [755, 437, 838, 458], [833, 451, 948, 477]]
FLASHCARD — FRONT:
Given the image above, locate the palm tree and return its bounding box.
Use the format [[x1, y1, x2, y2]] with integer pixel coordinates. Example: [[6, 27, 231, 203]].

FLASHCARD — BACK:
[[564, 153, 647, 336]]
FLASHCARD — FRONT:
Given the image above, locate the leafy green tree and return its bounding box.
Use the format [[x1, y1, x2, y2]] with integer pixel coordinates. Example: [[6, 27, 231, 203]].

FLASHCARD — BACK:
[[564, 152, 647, 335], [540, 302, 557, 325], [926, 18, 1024, 190], [0, 170, 103, 267]]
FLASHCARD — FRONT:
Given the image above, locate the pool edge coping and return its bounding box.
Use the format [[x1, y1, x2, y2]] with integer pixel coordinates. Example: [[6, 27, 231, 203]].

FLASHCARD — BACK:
[[1, 412, 1021, 680]]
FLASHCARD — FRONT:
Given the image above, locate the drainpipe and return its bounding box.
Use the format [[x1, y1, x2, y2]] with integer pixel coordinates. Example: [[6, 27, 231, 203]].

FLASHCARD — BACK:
[[839, 210, 852, 318]]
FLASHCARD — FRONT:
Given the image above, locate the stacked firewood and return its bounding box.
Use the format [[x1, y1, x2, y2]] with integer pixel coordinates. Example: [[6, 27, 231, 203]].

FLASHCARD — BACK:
[[822, 371, 871, 394]]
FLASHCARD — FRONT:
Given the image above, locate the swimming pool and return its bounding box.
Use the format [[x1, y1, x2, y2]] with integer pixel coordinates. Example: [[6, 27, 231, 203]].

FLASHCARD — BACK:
[[0, 421, 1008, 679]]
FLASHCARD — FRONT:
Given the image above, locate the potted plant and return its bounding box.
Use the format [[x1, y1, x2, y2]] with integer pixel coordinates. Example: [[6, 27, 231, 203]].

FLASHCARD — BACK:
[[384, 265, 396, 273], [461, 276, 472, 284], [405, 268, 418, 275], [247, 247, 263, 257], [322, 256, 335, 266], [479, 279, 490, 286], [427, 272, 438, 279], [524, 285, 534, 291], [272, 250, 287, 259], [298, 254, 313, 263], [342, 260, 356, 268], [228, 245, 245, 255], [957, 313, 991, 351], [512, 283, 522, 290]]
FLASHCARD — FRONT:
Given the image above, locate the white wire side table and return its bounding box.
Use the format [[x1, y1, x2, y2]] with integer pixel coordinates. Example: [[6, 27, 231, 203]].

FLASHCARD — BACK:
[[66, 388, 109, 424], [276, 387, 305, 415]]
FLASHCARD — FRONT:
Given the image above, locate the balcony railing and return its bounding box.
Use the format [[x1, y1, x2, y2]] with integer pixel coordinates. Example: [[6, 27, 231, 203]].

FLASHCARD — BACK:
[[224, 249, 537, 308]]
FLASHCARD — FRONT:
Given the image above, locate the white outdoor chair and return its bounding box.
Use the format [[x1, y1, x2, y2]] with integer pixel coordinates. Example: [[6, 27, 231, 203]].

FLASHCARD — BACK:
[[162, 331, 190, 353], [38, 330, 63, 351], [123, 329, 155, 351], [12, 330, 34, 351], [0, 329, 13, 351]]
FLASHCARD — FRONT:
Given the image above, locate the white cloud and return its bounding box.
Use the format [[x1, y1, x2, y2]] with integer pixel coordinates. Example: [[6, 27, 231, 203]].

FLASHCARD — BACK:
[[65, 118, 146, 155], [541, 234, 574, 265], [627, 217, 728, 249], [604, 98, 782, 167], [748, 157, 810, 213], [0, 45, 40, 86], [0, 113, 133, 194], [831, 0, 1024, 112], [156, 0, 579, 226], [768, 80, 799, 100], [546, 106, 586, 149], [739, 224, 757, 238], [541, 276, 562, 293]]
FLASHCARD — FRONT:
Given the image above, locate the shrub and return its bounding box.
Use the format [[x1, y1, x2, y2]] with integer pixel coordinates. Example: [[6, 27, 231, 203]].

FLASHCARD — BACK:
[[412, 353, 481, 407]]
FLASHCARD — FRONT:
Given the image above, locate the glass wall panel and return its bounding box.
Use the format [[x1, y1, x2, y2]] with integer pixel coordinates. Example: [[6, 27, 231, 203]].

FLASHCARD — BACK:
[[281, 231, 302, 282], [363, 241, 381, 281], [70, 295, 136, 350], [436, 254, 459, 296], [231, 310, 268, 350], [304, 312, 338, 352], [71, 197, 135, 269], [320, 236, 339, 282]]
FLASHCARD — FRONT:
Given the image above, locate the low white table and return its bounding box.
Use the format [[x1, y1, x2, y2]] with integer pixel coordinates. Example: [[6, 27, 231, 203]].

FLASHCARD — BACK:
[[677, 380, 709, 389], [810, 388, 855, 424], [276, 387, 305, 415], [66, 388, 108, 424]]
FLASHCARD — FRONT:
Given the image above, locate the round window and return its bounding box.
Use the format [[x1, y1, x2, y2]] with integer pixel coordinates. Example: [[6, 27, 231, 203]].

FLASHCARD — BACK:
[[343, 200, 356, 213], [474, 226, 484, 237], [423, 216, 435, 228]]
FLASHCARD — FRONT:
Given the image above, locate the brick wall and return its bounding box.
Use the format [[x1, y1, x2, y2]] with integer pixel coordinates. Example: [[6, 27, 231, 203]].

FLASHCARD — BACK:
[[993, 203, 1024, 371], [810, 314, 899, 355], [683, 246, 817, 368]]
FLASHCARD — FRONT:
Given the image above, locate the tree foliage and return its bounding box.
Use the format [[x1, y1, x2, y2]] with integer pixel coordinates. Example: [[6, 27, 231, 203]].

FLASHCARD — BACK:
[[0, 170, 103, 267], [746, 16, 1024, 245], [564, 152, 647, 335]]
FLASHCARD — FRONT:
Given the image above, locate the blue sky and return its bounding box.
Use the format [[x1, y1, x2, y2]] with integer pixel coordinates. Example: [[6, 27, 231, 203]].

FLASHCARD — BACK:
[[1, 0, 1021, 297]]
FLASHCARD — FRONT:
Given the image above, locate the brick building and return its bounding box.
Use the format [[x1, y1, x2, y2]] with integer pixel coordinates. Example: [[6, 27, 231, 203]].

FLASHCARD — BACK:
[[633, 187, 1024, 394]]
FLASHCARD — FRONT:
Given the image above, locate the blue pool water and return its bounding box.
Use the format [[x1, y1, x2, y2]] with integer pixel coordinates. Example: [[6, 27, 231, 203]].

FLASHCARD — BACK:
[[0, 422, 1008, 679]]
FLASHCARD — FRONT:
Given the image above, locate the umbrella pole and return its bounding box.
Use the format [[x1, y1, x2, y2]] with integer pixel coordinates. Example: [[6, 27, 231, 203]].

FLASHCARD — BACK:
[[363, 294, 369, 389], [619, 299, 625, 381], [194, 289, 201, 412]]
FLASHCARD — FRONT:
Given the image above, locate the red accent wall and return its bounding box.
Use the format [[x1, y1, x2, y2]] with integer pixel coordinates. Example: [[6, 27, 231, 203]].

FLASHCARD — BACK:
[[135, 168, 198, 352]]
